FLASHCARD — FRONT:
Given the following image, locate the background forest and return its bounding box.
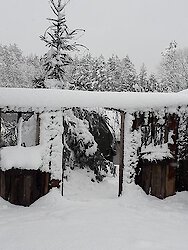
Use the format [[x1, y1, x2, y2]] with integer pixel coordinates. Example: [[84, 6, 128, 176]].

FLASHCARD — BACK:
[[0, 41, 188, 92]]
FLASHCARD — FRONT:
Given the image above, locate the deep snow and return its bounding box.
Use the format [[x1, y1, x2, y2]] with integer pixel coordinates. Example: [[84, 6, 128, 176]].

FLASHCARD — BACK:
[[0, 169, 188, 250]]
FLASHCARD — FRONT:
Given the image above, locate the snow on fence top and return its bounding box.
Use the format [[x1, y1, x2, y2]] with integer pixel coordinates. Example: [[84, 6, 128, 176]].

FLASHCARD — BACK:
[[0, 145, 42, 171], [0, 87, 187, 112]]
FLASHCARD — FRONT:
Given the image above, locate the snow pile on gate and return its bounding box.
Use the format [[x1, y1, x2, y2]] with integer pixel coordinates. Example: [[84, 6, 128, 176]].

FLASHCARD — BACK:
[[141, 143, 173, 161], [0, 145, 42, 171], [0, 87, 188, 111]]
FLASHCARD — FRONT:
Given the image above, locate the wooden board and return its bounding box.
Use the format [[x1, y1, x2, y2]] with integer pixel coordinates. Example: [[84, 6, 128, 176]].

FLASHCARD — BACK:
[[141, 165, 152, 195], [166, 165, 176, 197], [0, 169, 51, 206], [151, 165, 162, 198], [135, 160, 176, 199], [177, 160, 188, 191]]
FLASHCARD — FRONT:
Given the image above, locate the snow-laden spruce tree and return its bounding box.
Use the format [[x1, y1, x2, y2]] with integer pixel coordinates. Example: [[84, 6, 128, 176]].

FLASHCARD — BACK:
[[88, 55, 107, 91], [137, 64, 149, 92], [68, 54, 94, 90], [106, 55, 122, 91], [158, 41, 178, 92], [120, 55, 137, 91], [147, 74, 161, 92], [0, 44, 41, 88], [40, 0, 85, 88], [69, 54, 116, 91], [158, 41, 188, 92]]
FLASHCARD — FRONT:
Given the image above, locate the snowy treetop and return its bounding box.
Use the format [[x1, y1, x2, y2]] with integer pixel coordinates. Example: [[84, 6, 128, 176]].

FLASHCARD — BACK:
[[0, 87, 187, 112]]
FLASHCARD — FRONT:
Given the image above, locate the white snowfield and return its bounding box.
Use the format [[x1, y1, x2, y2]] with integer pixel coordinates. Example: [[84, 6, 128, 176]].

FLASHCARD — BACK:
[[0, 169, 188, 250], [0, 87, 187, 111]]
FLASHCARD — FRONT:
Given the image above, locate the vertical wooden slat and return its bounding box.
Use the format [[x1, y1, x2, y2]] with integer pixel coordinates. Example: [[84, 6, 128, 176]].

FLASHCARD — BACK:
[[5, 170, 11, 202], [166, 164, 176, 197], [0, 170, 5, 199], [161, 164, 166, 198], [118, 111, 125, 197], [44, 172, 50, 195], [151, 164, 163, 199], [9, 170, 17, 204], [23, 174, 32, 206], [142, 165, 152, 195]]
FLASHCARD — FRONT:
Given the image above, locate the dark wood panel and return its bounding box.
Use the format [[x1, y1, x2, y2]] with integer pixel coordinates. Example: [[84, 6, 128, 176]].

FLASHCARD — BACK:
[[177, 160, 188, 191], [0, 169, 51, 206], [166, 165, 176, 197], [151, 165, 162, 198], [135, 160, 176, 199], [141, 165, 152, 195]]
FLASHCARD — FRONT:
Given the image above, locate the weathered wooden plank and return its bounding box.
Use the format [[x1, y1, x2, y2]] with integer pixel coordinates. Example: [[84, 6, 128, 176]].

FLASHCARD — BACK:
[[23, 174, 33, 206], [5, 170, 11, 201], [160, 164, 166, 199], [151, 164, 162, 198], [177, 160, 188, 191], [0, 170, 6, 199], [43, 172, 50, 195], [142, 165, 152, 195], [9, 169, 17, 204], [166, 164, 176, 197]]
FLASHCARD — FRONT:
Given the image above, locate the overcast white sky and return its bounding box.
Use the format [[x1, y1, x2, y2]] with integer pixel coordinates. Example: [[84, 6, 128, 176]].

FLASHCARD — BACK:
[[0, 0, 188, 72]]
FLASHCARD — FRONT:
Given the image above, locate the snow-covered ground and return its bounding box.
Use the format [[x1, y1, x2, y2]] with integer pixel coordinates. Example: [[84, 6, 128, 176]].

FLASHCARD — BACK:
[[0, 169, 188, 250]]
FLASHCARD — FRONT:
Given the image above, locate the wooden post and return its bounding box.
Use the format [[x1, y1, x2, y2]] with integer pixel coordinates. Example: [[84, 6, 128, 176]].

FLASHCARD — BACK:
[[61, 114, 65, 196], [17, 112, 22, 146], [0, 109, 1, 147], [35, 113, 40, 145], [118, 111, 125, 197]]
